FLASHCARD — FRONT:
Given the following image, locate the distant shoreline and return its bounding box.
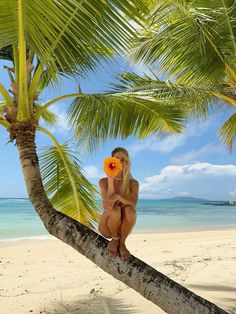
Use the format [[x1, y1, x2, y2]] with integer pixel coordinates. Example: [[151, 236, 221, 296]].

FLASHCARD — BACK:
[[203, 201, 236, 206], [1, 197, 233, 202]]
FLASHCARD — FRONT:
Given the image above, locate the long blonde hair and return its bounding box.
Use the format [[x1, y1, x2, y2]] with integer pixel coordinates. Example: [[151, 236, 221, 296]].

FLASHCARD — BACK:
[[111, 147, 133, 198]]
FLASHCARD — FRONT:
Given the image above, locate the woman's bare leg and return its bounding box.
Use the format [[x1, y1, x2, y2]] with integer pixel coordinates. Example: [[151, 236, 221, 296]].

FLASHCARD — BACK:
[[98, 205, 121, 256], [98, 212, 111, 238], [119, 205, 137, 260]]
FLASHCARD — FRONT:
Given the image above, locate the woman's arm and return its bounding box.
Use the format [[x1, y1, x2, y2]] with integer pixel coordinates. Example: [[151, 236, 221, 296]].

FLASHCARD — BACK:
[[99, 177, 116, 211], [99, 178, 108, 209], [99, 178, 139, 210], [118, 180, 139, 208]]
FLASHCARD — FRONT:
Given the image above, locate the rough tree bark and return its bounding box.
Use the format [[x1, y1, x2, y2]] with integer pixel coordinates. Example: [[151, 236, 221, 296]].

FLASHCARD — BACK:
[[11, 122, 229, 314]]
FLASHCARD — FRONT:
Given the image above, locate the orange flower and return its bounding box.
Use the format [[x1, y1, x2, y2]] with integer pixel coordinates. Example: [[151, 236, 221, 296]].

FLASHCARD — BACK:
[[103, 157, 122, 177]]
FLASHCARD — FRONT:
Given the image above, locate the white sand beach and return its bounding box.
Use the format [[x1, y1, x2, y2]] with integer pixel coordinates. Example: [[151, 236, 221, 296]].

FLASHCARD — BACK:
[[0, 229, 236, 314]]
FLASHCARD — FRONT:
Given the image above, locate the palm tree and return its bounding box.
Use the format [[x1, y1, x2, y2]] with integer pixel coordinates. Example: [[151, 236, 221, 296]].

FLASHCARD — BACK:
[[129, 0, 236, 151], [0, 1, 227, 313]]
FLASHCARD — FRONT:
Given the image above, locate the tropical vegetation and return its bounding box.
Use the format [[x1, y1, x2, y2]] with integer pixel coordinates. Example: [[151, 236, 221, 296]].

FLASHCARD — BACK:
[[0, 0, 232, 313], [128, 0, 236, 151]]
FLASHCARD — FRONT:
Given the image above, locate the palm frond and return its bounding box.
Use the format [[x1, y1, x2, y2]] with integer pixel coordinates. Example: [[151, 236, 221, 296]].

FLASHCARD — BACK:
[[218, 112, 236, 152], [0, 83, 12, 105], [36, 66, 59, 93], [0, 100, 10, 128], [34, 103, 58, 127], [130, 0, 235, 88], [189, 0, 233, 9], [66, 70, 232, 153], [39, 141, 100, 229], [0, 101, 6, 114], [112, 71, 218, 116], [0, 0, 148, 79], [67, 93, 186, 154], [0, 46, 14, 61], [221, 0, 236, 55], [0, 119, 10, 129]]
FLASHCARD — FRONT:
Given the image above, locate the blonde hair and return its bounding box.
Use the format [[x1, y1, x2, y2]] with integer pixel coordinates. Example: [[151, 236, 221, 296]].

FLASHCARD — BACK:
[[111, 147, 133, 198]]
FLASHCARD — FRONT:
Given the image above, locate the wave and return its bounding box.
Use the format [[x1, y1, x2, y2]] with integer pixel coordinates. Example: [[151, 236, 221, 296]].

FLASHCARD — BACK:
[[0, 235, 56, 242], [0, 198, 29, 204]]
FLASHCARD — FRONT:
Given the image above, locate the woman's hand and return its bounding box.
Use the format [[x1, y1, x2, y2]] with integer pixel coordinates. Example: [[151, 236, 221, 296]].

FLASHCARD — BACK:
[[104, 193, 121, 212], [107, 175, 114, 183]]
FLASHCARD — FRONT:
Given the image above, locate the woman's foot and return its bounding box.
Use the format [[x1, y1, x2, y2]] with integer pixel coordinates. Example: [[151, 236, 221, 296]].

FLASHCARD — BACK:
[[107, 239, 119, 257], [119, 243, 130, 260]]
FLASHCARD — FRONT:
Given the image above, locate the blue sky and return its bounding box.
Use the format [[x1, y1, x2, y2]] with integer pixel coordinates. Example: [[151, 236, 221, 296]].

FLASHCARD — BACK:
[[1, 59, 236, 200]]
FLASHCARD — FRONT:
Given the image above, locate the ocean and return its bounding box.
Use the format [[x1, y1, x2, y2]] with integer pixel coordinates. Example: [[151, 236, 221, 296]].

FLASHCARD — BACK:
[[0, 198, 236, 241]]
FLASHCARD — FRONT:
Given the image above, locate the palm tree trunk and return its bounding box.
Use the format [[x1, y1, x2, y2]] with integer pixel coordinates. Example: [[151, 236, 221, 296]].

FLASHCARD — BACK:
[[12, 122, 228, 314]]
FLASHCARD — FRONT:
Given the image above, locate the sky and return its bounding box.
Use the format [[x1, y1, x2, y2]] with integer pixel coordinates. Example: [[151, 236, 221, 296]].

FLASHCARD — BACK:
[[1, 58, 236, 201]]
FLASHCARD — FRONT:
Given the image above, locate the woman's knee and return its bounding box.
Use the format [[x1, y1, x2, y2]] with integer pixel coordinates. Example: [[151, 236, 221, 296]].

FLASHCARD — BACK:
[[124, 206, 136, 223], [108, 205, 121, 221], [98, 224, 111, 238]]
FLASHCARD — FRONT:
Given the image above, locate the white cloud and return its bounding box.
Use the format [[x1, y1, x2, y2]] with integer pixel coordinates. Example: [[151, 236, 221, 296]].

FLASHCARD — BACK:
[[83, 165, 103, 179], [229, 189, 236, 197], [139, 162, 236, 200]]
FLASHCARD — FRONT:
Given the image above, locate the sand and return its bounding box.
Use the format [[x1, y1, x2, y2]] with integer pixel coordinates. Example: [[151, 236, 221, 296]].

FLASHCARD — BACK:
[[0, 229, 236, 314]]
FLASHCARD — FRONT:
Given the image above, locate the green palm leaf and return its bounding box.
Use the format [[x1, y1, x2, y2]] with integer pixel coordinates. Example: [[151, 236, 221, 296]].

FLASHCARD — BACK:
[[0, 46, 13, 61], [0, 0, 148, 78], [218, 112, 236, 152], [117, 71, 220, 113], [0, 101, 6, 114], [0, 101, 10, 129], [66, 91, 186, 153], [39, 142, 100, 229], [34, 103, 58, 127], [131, 0, 235, 88]]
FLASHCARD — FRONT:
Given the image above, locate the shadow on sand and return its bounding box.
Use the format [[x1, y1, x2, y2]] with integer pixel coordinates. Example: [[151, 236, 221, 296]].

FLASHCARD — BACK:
[[49, 296, 137, 314], [187, 284, 236, 292], [187, 284, 236, 314]]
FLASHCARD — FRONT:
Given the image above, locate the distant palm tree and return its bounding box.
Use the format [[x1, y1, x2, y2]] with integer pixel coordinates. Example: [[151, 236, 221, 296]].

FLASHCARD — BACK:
[[129, 0, 236, 151], [0, 1, 227, 313]]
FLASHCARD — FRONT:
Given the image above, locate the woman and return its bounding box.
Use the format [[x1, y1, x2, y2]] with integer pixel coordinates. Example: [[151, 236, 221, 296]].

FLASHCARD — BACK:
[[98, 147, 139, 260]]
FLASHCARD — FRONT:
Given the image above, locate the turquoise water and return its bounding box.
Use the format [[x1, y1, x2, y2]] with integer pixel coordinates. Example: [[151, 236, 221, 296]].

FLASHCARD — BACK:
[[0, 198, 236, 240], [135, 199, 236, 232]]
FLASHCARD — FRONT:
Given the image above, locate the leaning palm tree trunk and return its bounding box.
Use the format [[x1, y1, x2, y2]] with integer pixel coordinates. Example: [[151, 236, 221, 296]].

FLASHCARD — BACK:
[[12, 121, 228, 314]]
